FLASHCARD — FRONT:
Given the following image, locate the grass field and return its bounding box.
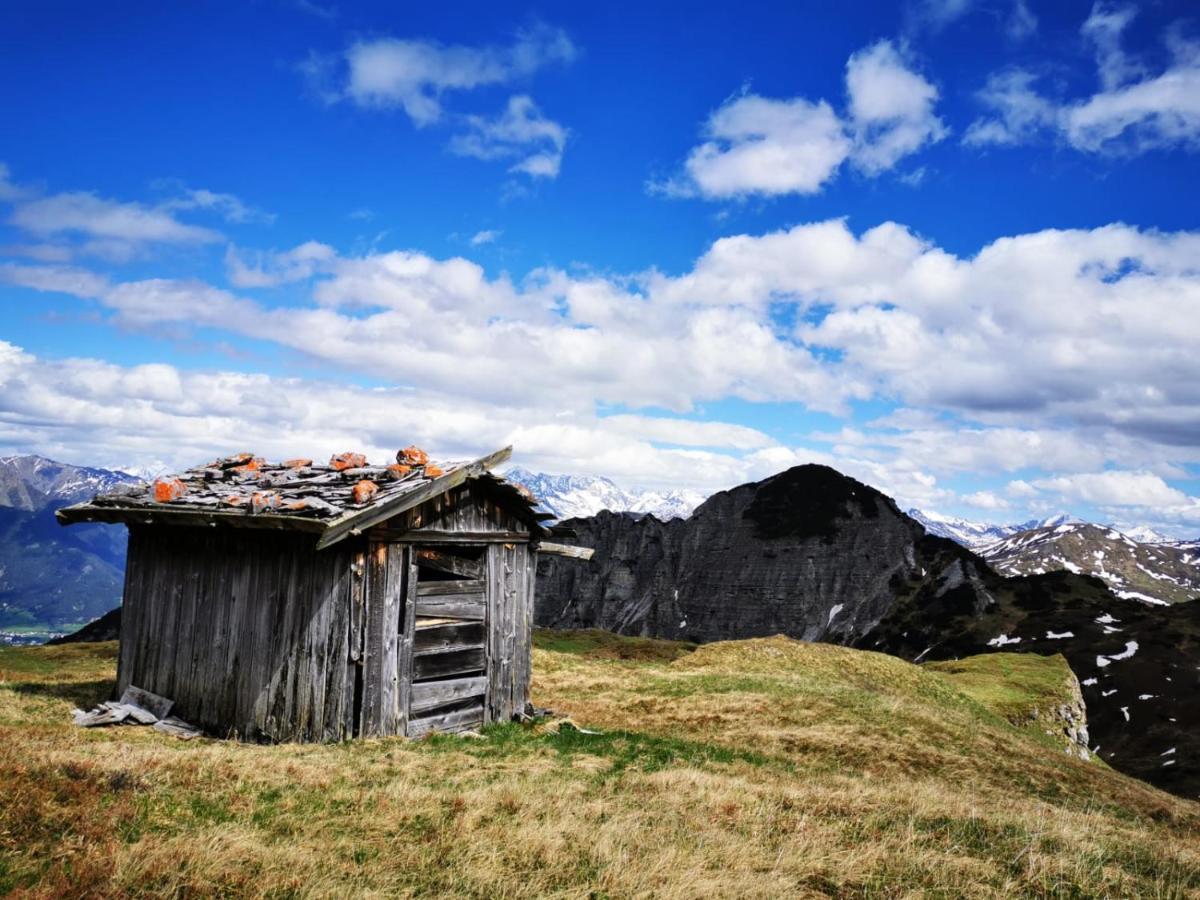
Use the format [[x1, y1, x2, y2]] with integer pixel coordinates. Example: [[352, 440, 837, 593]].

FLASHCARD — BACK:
[[1, 630, 1198, 897]]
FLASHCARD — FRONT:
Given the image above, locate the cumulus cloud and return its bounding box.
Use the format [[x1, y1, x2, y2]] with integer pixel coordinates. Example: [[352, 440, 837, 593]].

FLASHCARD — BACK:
[[657, 40, 944, 199], [845, 41, 948, 174], [448, 95, 567, 178], [967, 3, 1200, 153], [7, 211, 1200, 526]]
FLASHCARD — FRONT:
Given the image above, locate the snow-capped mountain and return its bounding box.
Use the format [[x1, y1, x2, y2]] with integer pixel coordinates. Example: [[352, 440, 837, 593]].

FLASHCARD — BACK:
[[980, 522, 1200, 606], [0, 455, 138, 511], [504, 467, 704, 522], [908, 508, 1076, 549], [1112, 525, 1174, 545], [0, 456, 137, 639]]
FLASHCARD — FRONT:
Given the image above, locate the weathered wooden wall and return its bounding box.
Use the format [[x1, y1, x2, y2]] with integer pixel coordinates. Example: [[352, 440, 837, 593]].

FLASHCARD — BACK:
[[117, 526, 363, 742], [116, 479, 537, 742], [487, 541, 534, 722]]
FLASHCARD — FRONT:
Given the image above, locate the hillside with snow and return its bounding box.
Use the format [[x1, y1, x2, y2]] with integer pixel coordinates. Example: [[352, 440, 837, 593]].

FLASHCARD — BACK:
[[979, 522, 1200, 606]]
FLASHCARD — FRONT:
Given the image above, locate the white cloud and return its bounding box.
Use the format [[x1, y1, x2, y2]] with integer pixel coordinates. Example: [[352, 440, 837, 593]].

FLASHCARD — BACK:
[[672, 94, 850, 198], [658, 40, 944, 199], [470, 229, 501, 246], [1031, 470, 1189, 507], [10, 192, 220, 247], [159, 186, 276, 225], [963, 490, 1010, 510], [0, 165, 271, 262], [7, 213, 1200, 524], [967, 4, 1200, 153], [224, 241, 337, 288], [845, 41, 948, 174], [962, 70, 1057, 146], [326, 24, 575, 126], [448, 95, 567, 179]]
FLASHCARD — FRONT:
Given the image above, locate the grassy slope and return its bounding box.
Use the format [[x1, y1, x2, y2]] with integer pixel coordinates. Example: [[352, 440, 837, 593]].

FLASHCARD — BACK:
[[0, 633, 1198, 898]]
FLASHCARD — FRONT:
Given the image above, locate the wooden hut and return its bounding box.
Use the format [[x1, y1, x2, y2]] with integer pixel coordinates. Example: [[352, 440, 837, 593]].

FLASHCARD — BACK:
[[57, 446, 579, 741]]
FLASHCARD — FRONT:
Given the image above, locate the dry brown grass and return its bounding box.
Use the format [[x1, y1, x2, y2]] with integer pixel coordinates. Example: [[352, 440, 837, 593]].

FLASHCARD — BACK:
[[0, 631, 1197, 898]]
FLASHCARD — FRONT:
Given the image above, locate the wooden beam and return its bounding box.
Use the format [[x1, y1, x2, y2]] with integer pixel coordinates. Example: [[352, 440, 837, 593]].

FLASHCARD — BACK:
[[55, 503, 328, 533], [386, 530, 530, 544], [314, 446, 513, 551], [534, 541, 595, 560], [413, 548, 484, 579]]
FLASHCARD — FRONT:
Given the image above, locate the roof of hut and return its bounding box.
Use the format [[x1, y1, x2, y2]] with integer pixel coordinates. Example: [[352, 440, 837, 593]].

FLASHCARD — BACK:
[[56, 445, 548, 548]]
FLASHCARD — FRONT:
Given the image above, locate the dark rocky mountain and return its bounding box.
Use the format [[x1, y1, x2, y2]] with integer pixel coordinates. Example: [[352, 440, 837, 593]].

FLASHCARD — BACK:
[[0, 456, 135, 639], [536, 464, 1200, 800]]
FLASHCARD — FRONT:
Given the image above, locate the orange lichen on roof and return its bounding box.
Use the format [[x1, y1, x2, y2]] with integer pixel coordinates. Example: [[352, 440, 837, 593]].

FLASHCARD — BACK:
[[284, 499, 309, 511], [514, 483, 535, 501], [282, 458, 312, 469], [386, 464, 412, 480], [251, 492, 281, 513], [228, 457, 266, 477], [424, 464, 444, 478], [223, 495, 247, 507], [331, 452, 368, 471], [219, 452, 256, 468], [153, 478, 187, 503], [397, 446, 428, 466], [352, 480, 378, 505]]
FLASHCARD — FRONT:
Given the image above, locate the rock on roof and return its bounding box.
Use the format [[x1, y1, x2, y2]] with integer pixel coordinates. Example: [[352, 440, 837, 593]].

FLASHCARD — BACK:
[[56, 445, 545, 547]]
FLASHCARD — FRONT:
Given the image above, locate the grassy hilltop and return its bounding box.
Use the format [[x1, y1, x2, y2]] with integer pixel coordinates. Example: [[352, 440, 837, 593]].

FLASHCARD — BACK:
[[1, 631, 1198, 897]]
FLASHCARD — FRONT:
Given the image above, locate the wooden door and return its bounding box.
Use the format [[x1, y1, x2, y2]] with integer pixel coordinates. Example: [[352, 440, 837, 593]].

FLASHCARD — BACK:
[[405, 545, 490, 736]]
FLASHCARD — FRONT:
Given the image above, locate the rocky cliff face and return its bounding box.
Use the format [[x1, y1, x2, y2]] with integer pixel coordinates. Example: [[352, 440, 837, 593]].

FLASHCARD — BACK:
[[535, 463, 1200, 800], [538, 465, 988, 644]]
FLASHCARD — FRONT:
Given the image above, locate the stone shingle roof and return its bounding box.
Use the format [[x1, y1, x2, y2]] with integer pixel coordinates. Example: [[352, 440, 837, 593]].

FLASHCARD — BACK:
[[57, 445, 546, 548]]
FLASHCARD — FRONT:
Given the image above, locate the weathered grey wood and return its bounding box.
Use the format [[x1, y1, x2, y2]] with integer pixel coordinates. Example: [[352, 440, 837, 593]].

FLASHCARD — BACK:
[[410, 676, 488, 713], [381, 541, 405, 734], [407, 702, 485, 737], [415, 594, 486, 620], [387, 531, 530, 544], [397, 545, 417, 737], [153, 716, 203, 739], [413, 548, 484, 579], [120, 686, 173, 720], [534, 541, 594, 560], [416, 579, 486, 596], [56, 503, 328, 532], [414, 621, 486, 654], [413, 647, 486, 680], [314, 446, 513, 549]]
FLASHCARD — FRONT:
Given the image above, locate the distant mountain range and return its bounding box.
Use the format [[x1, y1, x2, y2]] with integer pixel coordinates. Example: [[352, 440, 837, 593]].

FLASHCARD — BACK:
[[908, 507, 1198, 606], [979, 522, 1200, 606], [503, 467, 705, 522], [0, 455, 136, 641]]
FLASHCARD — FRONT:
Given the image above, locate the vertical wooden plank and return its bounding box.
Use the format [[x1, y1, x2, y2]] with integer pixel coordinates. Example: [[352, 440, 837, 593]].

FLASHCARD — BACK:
[[346, 545, 366, 737], [397, 544, 416, 736], [361, 541, 387, 736], [485, 543, 503, 723], [322, 546, 352, 741], [512, 544, 533, 717], [114, 528, 143, 697], [379, 542, 404, 734]]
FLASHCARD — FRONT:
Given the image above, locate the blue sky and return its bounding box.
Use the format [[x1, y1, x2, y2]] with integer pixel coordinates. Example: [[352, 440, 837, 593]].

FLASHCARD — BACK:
[[1, 0, 1199, 535]]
